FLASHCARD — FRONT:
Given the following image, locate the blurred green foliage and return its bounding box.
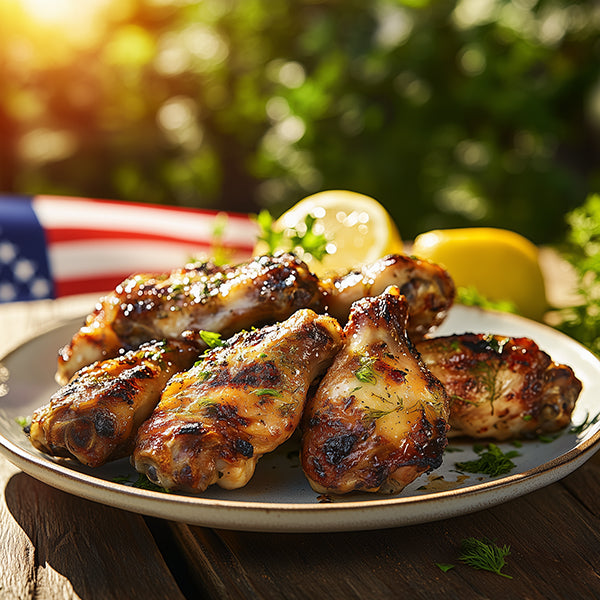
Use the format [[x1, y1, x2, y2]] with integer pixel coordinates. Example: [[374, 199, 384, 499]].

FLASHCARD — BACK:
[[0, 0, 598, 243]]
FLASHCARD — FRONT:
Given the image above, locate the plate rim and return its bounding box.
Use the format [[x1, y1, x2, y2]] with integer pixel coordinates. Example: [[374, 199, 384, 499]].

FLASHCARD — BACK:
[[1, 305, 599, 532]]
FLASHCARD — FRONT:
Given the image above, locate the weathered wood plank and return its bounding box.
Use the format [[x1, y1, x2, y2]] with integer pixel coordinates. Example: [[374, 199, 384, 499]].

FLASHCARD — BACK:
[[0, 461, 185, 600], [172, 453, 600, 600]]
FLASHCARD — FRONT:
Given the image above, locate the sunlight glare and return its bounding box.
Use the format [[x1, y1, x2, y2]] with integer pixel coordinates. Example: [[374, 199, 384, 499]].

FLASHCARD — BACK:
[[17, 0, 114, 39]]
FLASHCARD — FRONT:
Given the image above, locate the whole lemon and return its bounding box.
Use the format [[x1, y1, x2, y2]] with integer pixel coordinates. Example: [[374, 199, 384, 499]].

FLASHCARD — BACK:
[[412, 227, 548, 321]]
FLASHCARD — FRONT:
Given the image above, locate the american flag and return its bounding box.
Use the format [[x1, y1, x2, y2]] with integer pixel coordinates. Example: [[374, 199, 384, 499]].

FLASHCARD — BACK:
[[0, 195, 258, 303]]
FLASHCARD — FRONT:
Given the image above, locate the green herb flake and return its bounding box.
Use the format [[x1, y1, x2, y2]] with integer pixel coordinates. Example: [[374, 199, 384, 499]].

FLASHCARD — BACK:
[[15, 416, 31, 429], [199, 330, 225, 349], [455, 443, 520, 477], [538, 433, 559, 443], [113, 473, 171, 493], [459, 537, 512, 579], [355, 355, 377, 384], [436, 563, 455, 573], [251, 388, 282, 397]]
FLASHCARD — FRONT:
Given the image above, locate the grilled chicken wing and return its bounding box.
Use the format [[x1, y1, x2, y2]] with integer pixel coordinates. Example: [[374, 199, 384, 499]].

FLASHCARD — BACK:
[[132, 309, 343, 493], [322, 254, 455, 341], [301, 286, 450, 495], [56, 253, 325, 384], [416, 333, 582, 440], [30, 339, 199, 467]]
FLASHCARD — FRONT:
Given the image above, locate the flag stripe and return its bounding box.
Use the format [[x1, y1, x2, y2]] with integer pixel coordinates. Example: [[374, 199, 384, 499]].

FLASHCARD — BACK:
[[0, 195, 258, 302], [33, 195, 257, 248]]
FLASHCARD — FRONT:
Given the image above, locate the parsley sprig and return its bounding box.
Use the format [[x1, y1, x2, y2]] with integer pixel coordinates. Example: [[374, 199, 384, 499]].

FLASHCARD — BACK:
[[254, 210, 329, 261]]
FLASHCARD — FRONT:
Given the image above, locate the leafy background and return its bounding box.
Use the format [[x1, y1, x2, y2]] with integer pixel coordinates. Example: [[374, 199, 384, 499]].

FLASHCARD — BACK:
[[0, 0, 598, 244]]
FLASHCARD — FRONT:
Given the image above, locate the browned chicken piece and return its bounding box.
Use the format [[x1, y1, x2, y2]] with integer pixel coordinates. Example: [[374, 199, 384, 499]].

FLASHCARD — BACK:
[[30, 339, 199, 467], [56, 253, 325, 384], [416, 333, 582, 441], [132, 309, 343, 493], [301, 286, 450, 495], [321, 254, 455, 341]]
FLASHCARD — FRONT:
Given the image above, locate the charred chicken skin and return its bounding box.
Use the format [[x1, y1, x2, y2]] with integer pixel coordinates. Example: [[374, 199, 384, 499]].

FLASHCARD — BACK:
[[301, 286, 450, 495], [321, 253, 455, 341], [56, 253, 325, 384], [30, 339, 199, 467], [132, 309, 343, 493], [416, 333, 582, 440], [56, 253, 455, 385]]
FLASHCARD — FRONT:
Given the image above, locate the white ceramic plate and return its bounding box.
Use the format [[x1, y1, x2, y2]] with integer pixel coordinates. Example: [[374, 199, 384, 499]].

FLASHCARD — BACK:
[[0, 305, 599, 533]]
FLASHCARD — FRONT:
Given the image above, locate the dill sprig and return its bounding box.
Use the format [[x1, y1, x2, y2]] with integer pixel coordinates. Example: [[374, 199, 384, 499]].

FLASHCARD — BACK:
[[455, 443, 520, 477], [459, 537, 512, 579]]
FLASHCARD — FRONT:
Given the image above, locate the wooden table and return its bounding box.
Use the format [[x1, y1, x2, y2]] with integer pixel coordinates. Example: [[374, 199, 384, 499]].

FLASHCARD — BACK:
[[1, 286, 600, 600]]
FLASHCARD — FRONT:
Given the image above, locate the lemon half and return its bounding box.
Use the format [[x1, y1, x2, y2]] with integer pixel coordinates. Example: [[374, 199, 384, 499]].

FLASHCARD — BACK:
[[412, 227, 548, 321], [254, 190, 403, 276]]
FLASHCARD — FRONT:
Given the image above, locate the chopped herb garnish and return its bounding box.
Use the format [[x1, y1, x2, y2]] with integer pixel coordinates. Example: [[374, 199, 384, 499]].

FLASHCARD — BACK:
[[199, 330, 225, 349], [15, 416, 31, 429], [570, 411, 600, 435], [196, 369, 213, 382], [459, 537, 512, 579], [538, 433, 559, 443], [444, 446, 464, 453], [354, 355, 377, 384], [251, 388, 282, 397], [436, 563, 455, 573], [113, 473, 171, 493], [455, 443, 520, 477]]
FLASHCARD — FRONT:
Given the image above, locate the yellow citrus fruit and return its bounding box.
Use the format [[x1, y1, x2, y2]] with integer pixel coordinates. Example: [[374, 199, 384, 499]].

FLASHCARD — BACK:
[[254, 190, 403, 276], [412, 227, 549, 321]]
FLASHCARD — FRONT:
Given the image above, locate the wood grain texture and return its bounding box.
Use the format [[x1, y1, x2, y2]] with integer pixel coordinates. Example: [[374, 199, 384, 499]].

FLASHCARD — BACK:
[[172, 452, 600, 600], [0, 463, 186, 600]]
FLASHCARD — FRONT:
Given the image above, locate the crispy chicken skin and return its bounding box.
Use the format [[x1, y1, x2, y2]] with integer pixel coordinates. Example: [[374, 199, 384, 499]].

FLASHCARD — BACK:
[[132, 309, 343, 493], [416, 333, 582, 440], [30, 339, 199, 467], [301, 286, 450, 495], [56, 253, 325, 384], [321, 254, 455, 341]]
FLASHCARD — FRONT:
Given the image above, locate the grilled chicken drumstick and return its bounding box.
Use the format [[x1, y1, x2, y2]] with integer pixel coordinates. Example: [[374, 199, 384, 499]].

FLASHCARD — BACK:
[[322, 253, 455, 340], [30, 339, 199, 467], [56, 253, 324, 384], [56, 253, 455, 385], [416, 333, 582, 440], [301, 286, 450, 495], [132, 309, 343, 493]]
